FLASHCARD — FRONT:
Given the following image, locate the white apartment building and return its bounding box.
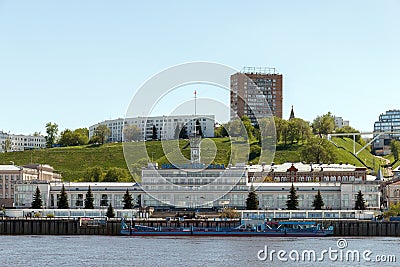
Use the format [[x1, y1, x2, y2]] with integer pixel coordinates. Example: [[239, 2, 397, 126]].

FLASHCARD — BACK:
[[334, 116, 350, 129], [0, 131, 46, 152], [88, 115, 215, 142]]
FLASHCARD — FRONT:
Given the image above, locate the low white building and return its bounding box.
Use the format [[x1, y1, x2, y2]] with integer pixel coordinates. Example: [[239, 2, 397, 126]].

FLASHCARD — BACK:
[[0, 131, 46, 152], [88, 114, 215, 142], [14, 182, 142, 209]]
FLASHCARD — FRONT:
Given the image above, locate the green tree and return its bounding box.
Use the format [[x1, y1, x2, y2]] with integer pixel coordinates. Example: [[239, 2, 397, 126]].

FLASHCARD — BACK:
[[123, 124, 142, 142], [103, 167, 130, 182], [85, 185, 95, 209], [31, 186, 43, 209], [384, 202, 400, 218], [122, 189, 133, 209], [292, 118, 311, 143], [1, 137, 12, 152], [227, 118, 247, 140], [59, 128, 89, 146], [45, 122, 59, 148], [195, 119, 203, 137], [241, 116, 254, 140], [214, 124, 228, 138], [286, 184, 299, 210], [84, 167, 104, 182], [152, 125, 158, 140], [106, 203, 115, 218], [74, 128, 89, 145], [92, 124, 111, 144], [312, 190, 324, 210], [246, 185, 259, 210], [58, 184, 69, 209], [179, 124, 188, 139], [335, 126, 361, 143], [355, 190, 366, 210], [59, 129, 74, 146], [311, 112, 335, 137], [300, 136, 337, 164], [390, 140, 400, 161]]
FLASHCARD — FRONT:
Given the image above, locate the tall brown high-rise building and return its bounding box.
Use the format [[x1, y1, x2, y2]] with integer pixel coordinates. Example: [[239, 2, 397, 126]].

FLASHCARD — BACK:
[[230, 67, 283, 124]]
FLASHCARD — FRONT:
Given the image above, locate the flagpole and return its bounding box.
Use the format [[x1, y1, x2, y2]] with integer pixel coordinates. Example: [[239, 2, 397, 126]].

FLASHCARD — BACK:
[[194, 90, 197, 117]]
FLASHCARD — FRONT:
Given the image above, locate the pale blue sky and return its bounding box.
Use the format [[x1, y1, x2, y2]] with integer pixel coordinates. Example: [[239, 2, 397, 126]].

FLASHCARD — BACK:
[[0, 0, 399, 135]]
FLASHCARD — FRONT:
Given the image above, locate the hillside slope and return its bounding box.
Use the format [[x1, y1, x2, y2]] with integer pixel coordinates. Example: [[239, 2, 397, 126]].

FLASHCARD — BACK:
[[0, 137, 383, 180]]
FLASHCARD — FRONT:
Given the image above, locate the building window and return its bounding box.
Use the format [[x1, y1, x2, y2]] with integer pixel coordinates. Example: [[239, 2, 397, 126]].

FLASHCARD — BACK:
[[100, 194, 109, 206]]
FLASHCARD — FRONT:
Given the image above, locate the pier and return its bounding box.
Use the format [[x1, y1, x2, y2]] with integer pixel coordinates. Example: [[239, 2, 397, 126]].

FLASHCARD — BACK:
[[1, 217, 400, 236]]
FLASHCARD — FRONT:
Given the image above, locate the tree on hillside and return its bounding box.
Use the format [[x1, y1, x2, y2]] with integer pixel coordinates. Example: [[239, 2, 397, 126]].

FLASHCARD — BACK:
[[122, 189, 133, 209], [355, 190, 366, 210], [286, 184, 299, 210], [152, 125, 158, 140], [174, 124, 181, 139], [256, 117, 275, 147], [106, 203, 115, 218], [335, 126, 361, 143], [214, 124, 228, 138], [123, 124, 142, 142], [300, 136, 337, 164], [74, 128, 89, 145], [390, 140, 400, 161], [92, 124, 111, 144], [241, 116, 254, 140], [58, 185, 69, 209], [312, 190, 324, 210], [45, 122, 59, 148], [130, 158, 148, 182], [311, 112, 335, 137], [179, 124, 188, 139], [246, 185, 259, 210], [59, 129, 75, 146], [1, 137, 12, 152], [31, 186, 43, 209], [227, 118, 247, 140], [84, 166, 104, 182], [103, 167, 130, 182], [195, 119, 203, 137], [85, 185, 94, 209]]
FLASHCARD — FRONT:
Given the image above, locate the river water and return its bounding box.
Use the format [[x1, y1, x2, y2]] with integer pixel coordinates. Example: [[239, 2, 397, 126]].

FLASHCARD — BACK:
[[1, 236, 399, 266]]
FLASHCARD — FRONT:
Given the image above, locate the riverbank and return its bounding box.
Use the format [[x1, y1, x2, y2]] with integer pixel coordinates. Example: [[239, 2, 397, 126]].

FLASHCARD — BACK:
[[1, 218, 400, 236]]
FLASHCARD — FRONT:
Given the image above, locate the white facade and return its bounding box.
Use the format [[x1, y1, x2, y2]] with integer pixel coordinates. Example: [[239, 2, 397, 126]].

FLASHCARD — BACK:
[[334, 116, 350, 129], [88, 115, 215, 142], [140, 162, 380, 210], [0, 131, 46, 152], [141, 163, 247, 208], [14, 182, 141, 209]]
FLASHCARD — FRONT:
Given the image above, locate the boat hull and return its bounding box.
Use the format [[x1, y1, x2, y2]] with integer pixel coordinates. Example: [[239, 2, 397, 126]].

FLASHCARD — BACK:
[[120, 229, 333, 237]]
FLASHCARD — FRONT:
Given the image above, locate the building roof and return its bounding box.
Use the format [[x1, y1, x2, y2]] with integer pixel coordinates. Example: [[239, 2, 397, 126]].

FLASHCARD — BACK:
[[247, 162, 364, 173], [49, 182, 139, 187], [0, 165, 21, 171]]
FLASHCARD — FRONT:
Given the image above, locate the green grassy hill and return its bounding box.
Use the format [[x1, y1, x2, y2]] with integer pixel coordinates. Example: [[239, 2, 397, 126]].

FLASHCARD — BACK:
[[0, 137, 387, 181]]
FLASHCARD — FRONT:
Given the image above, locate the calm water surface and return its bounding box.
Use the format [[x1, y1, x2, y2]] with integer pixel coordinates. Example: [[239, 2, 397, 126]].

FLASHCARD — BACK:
[[1, 236, 399, 267]]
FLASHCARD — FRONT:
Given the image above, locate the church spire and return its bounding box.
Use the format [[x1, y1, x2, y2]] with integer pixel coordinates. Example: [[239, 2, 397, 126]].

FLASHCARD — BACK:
[[289, 105, 295, 120]]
